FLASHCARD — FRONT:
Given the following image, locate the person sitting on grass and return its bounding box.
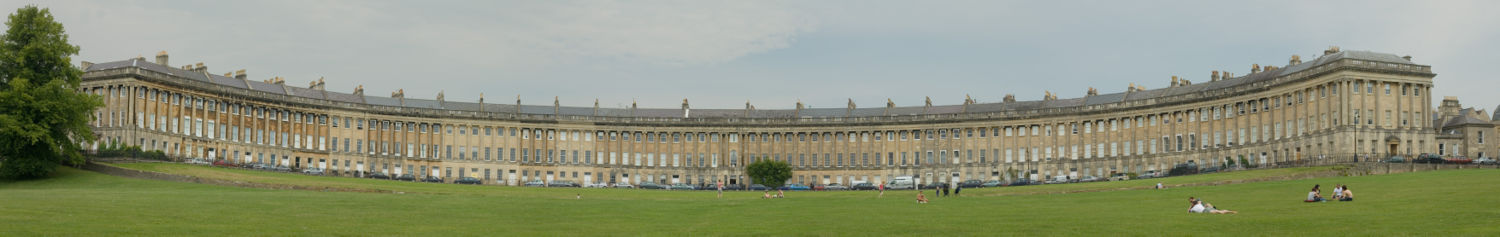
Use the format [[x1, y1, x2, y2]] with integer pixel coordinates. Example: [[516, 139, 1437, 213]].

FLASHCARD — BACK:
[[917, 191, 929, 204], [777, 189, 785, 198], [1338, 185, 1354, 201], [1306, 185, 1325, 202], [1331, 184, 1344, 200], [762, 191, 771, 199], [1188, 198, 1237, 214]]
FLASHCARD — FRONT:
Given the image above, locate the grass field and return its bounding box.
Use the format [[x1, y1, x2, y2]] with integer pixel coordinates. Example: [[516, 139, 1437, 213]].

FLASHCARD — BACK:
[[2, 163, 1498, 236]]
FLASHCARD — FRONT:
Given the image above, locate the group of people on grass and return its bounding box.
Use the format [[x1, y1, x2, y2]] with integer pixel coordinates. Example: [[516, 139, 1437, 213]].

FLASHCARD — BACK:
[[914, 183, 963, 204], [762, 189, 785, 199], [1306, 184, 1354, 202]]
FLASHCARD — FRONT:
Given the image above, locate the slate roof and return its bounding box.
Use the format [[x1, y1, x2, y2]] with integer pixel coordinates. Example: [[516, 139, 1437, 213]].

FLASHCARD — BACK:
[[287, 86, 325, 99], [245, 80, 286, 94], [84, 50, 1426, 119]]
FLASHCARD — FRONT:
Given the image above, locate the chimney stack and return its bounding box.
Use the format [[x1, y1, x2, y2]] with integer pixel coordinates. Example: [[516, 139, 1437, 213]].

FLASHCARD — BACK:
[[1251, 64, 1261, 74], [234, 69, 247, 80], [1171, 76, 1180, 87], [309, 77, 325, 90], [1402, 55, 1412, 61], [1289, 55, 1302, 65], [1323, 46, 1340, 55], [1211, 70, 1220, 81], [194, 63, 206, 73], [353, 85, 364, 96], [81, 61, 93, 70], [1003, 94, 1016, 102], [155, 51, 169, 65]]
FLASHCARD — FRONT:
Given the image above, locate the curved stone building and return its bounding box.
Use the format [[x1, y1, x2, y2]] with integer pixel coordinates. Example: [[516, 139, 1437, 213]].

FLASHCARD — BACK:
[[80, 47, 1437, 186]]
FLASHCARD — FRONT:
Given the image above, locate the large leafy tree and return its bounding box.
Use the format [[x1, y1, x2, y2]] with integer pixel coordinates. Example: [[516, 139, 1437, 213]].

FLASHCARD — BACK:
[[746, 159, 792, 188], [0, 5, 100, 179]]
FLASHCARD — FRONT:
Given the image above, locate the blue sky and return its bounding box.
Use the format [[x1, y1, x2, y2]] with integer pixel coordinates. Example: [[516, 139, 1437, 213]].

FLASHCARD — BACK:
[[12, 0, 1500, 111]]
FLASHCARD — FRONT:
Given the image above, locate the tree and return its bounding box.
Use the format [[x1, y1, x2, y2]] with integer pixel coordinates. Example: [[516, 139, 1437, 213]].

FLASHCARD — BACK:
[[745, 159, 792, 188], [0, 5, 100, 179]]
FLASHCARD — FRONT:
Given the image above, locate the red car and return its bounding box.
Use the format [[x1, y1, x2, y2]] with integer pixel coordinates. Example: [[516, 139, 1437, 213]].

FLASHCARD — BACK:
[[1446, 157, 1473, 164], [212, 160, 239, 168]]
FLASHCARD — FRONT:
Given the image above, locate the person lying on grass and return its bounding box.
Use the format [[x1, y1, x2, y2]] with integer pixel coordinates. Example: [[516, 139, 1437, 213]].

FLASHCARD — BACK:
[[1188, 197, 1237, 214], [917, 191, 929, 203]]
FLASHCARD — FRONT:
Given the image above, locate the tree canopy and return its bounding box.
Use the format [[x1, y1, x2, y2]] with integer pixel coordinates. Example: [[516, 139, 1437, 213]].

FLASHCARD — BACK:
[[0, 5, 100, 179], [746, 159, 792, 188]]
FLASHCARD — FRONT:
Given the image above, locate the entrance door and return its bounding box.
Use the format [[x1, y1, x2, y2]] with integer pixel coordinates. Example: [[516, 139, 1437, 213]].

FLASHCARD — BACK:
[[584, 174, 593, 186], [1388, 144, 1398, 156], [508, 172, 517, 186]]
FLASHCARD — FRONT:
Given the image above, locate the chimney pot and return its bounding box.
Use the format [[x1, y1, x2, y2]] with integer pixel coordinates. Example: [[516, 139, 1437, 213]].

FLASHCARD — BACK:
[[155, 51, 169, 65], [234, 69, 247, 79]]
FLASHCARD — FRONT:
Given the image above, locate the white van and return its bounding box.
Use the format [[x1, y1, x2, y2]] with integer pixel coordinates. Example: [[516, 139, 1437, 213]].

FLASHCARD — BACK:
[[887, 176, 915, 190]]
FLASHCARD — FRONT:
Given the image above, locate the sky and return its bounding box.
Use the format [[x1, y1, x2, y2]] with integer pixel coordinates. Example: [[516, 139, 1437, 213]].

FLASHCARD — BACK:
[[8, 0, 1500, 111]]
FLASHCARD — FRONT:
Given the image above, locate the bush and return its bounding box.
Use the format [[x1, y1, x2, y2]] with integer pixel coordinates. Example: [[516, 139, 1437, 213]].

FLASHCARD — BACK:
[[91, 142, 168, 161]]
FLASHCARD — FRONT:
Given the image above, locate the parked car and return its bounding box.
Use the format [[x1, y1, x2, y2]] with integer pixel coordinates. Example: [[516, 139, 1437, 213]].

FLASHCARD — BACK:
[[639, 182, 666, 190], [185, 158, 211, 165], [1445, 156, 1473, 164], [1109, 173, 1131, 181], [1414, 154, 1445, 164], [301, 168, 325, 175], [782, 184, 811, 191], [548, 181, 579, 187], [720, 184, 743, 191], [1139, 170, 1160, 179], [669, 184, 695, 190], [367, 172, 390, 179], [981, 180, 1003, 187], [920, 182, 947, 190], [422, 176, 444, 183], [1077, 176, 1102, 182], [887, 176, 915, 190], [524, 180, 546, 187], [748, 184, 771, 191], [584, 183, 610, 188], [1385, 155, 1406, 163], [1200, 166, 1220, 174], [851, 183, 877, 190], [1475, 157, 1496, 165], [612, 183, 635, 189], [959, 180, 984, 188], [212, 160, 239, 168], [825, 183, 849, 191], [394, 174, 416, 181], [454, 177, 483, 185], [1008, 179, 1032, 186]]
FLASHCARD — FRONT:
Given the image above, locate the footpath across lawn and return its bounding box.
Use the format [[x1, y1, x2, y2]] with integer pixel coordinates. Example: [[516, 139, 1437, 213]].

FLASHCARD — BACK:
[[1, 165, 1497, 236]]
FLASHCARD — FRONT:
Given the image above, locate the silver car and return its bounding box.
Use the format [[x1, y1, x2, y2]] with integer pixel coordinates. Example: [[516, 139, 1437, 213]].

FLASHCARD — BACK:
[[301, 168, 325, 175]]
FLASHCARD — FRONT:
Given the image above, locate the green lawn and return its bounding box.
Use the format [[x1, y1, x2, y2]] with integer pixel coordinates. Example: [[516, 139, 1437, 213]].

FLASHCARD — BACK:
[[2, 163, 1498, 236]]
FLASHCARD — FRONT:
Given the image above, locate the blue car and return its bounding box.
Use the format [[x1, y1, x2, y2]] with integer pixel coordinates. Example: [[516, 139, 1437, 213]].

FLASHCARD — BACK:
[[780, 184, 811, 191]]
